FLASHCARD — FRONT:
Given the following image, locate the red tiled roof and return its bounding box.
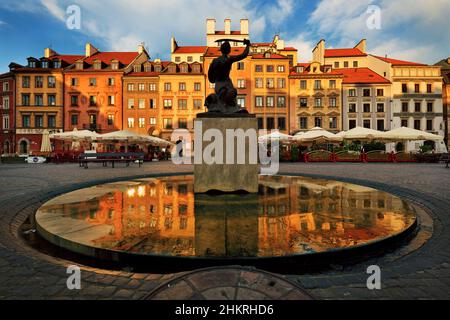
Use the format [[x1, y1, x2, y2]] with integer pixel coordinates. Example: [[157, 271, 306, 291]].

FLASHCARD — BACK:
[[336, 68, 390, 84], [125, 72, 160, 77], [281, 47, 298, 51], [205, 47, 247, 57], [83, 52, 139, 65], [173, 46, 207, 54], [215, 31, 242, 35], [290, 63, 343, 76], [252, 53, 288, 59], [371, 55, 426, 66], [50, 55, 84, 65], [324, 48, 367, 58], [253, 43, 275, 47]]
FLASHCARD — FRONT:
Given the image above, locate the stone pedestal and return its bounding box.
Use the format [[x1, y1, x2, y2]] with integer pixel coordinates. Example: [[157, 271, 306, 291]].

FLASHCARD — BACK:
[[194, 114, 259, 193]]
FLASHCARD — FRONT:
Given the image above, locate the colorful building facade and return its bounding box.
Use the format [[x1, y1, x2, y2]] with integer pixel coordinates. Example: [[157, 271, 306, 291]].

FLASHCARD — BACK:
[[0, 73, 15, 155]]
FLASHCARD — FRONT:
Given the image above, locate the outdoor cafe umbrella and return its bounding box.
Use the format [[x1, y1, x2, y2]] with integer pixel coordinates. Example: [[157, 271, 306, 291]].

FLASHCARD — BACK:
[[50, 128, 99, 141], [40, 129, 52, 153], [294, 127, 343, 143], [258, 131, 293, 143], [336, 127, 387, 141], [383, 127, 443, 141]]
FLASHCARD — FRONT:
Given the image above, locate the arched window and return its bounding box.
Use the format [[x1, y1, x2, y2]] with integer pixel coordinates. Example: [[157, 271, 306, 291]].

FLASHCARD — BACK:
[[19, 140, 29, 154]]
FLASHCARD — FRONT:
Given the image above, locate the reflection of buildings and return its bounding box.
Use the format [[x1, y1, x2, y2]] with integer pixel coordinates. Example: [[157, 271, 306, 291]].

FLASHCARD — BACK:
[[41, 176, 415, 258]]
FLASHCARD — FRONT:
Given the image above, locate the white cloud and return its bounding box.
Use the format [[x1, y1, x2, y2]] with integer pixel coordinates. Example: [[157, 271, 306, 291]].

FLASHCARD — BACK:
[[40, 0, 65, 22], [286, 33, 315, 62]]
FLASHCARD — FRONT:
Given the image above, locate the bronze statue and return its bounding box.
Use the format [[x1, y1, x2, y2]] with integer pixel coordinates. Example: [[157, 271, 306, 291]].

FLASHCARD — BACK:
[[205, 39, 251, 114]]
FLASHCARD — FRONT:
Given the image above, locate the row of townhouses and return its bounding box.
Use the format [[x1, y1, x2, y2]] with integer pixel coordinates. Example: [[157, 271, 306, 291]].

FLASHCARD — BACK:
[[1, 18, 449, 155]]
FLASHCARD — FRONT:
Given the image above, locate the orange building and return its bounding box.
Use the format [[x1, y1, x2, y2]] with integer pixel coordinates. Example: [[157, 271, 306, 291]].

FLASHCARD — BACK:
[[435, 58, 450, 148], [63, 43, 149, 133]]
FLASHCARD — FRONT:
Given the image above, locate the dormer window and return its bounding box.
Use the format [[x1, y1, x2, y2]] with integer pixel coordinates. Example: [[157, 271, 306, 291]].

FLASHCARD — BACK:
[[76, 61, 83, 70], [324, 67, 331, 73], [144, 65, 152, 72], [28, 61, 36, 68], [264, 52, 271, 59], [134, 65, 141, 72], [296, 67, 304, 73], [192, 64, 200, 73], [41, 61, 49, 68], [53, 60, 61, 68], [111, 60, 119, 70], [180, 64, 188, 73], [168, 65, 176, 73], [93, 60, 102, 70], [154, 65, 162, 73]]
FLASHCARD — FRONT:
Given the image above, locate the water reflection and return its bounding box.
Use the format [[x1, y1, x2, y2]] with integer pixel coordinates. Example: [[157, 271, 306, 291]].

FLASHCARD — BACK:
[[36, 176, 416, 258]]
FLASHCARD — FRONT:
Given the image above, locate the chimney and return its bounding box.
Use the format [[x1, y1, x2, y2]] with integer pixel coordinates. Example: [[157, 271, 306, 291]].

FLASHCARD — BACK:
[[312, 39, 325, 65], [355, 39, 366, 53], [224, 18, 231, 35], [206, 18, 216, 35], [44, 48, 57, 58], [138, 43, 145, 54], [240, 19, 249, 35], [85, 43, 99, 57], [171, 37, 178, 53]]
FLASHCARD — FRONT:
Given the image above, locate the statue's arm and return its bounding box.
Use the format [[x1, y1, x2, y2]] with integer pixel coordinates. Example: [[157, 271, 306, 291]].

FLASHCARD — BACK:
[[229, 42, 251, 63]]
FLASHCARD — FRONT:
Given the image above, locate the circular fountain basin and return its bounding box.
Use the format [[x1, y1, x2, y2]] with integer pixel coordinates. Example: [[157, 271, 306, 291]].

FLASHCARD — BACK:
[[35, 175, 417, 268]]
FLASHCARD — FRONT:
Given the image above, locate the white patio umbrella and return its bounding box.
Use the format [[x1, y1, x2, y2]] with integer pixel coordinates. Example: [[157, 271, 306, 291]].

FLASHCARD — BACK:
[[258, 131, 293, 143], [383, 127, 443, 141], [97, 130, 145, 142], [294, 127, 343, 143], [138, 134, 174, 147], [336, 127, 387, 141], [50, 128, 99, 141], [40, 129, 52, 153]]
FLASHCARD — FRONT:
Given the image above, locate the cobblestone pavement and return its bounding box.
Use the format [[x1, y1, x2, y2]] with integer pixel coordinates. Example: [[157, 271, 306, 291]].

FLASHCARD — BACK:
[[0, 162, 449, 300]]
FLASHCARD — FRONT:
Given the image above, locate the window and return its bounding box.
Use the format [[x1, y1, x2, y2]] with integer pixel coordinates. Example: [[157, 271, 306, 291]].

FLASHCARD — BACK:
[[255, 65, 263, 72], [277, 65, 285, 72], [277, 96, 286, 108], [41, 61, 48, 68], [377, 103, 385, 113], [278, 117, 286, 130], [163, 99, 172, 109], [69, 114, 81, 129], [363, 89, 371, 97], [267, 117, 275, 130], [266, 65, 274, 72], [427, 102, 433, 112], [329, 80, 336, 89], [377, 119, 385, 131], [179, 82, 186, 91], [164, 83, 171, 91], [128, 118, 135, 128], [48, 76, 56, 88], [107, 115, 114, 126], [35, 115, 43, 128], [402, 102, 409, 112], [329, 117, 337, 129], [314, 80, 322, 90], [35, 94, 43, 106], [48, 94, 56, 106], [48, 115, 56, 128], [349, 120, 357, 129], [71, 95, 79, 106], [329, 97, 337, 107], [314, 117, 322, 128], [315, 98, 322, 107], [22, 76, 30, 88], [427, 84, 432, 93], [3, 115, 9, 129], [300, 80, 307, 90], [349, 89, 356, 97], [22, 94, 30, 106], [187, 56, 193, 62], [71, 78, 79, 86], [377, 89, 384, 97], [149, 117, 156, 125], [299, 117, 308, 129], [138, 118, 145, 128], [257, 118, 264, 129], [138, 83, 145, 91], [415, 102, 421, 112], [415, 84, 420, 93], [237, 62, 245, 70], [53, 61, 61, 68], [194, 99, 202, 110], [344, 61, 349, 68], [178, 118, 188, 129], [175, 57, 181, 63], [349, 103, 357, 113], [108, 78, 115, 86], [334, 62, 339, 68], [126, 98, 134, 109], [194, 82, 201, 91], [299, 98, 308, 108], [3, 97, 9, 109], [22, 115, 30, 128], [353, 61, 358, 68], [94, 61, 101, 70], [89, 96, 97, 107], [108, 95, 115, 106], [89, 78, 97, 86], [255, 78, 263, 88], [401, 119, 408, 127], [414, 119, 421, 130], [237, 97, 246, 108], [178, 99, 187, 110], [35, 76, 43, 88], [363, 119, 371, 129], [149, 99, 155, 109], [426, 119, 433, 131], [138, 99, 145, 109], [127, 83, 135, 91], [402, 83, 408, 93], [363, 103, 371, 113], [237, 79, 246, 89], [149, 83, 156, 91], [277, 78, 286, 89], [255, 96, 264, 108], [266, 78, 274, 88], [163, 118, 173, 129], [266, 96, 274, 108]]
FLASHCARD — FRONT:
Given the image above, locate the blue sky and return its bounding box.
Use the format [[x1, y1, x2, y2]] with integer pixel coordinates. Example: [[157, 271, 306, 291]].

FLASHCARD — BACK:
[[1, 0, 449, 73]]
